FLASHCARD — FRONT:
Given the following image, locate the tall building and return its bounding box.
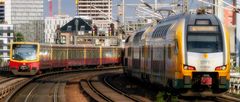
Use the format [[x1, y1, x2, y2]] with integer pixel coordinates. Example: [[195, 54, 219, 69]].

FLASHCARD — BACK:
[[76, 0, 112, 29], [5, 0, 44, 42], [45, 15, 73, 43], [0, 24, 13, 67], [0, 0, 4, 22]]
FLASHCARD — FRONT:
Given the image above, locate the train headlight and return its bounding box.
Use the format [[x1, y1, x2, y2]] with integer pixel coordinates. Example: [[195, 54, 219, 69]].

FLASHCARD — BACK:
[[215, 65, 226, 70], [184, 65, 196, 70]]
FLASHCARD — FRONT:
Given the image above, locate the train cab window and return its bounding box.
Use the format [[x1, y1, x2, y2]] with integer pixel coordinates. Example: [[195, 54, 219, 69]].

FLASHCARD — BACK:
[[12, 44, 38, 61], [187, 28, 223, 53]]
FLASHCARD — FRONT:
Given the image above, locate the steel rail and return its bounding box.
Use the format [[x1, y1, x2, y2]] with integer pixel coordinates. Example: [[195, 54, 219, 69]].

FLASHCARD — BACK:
[[87, 76, 114, 102], [24, 84, 40, 102], [53, 82, 60, 102], [5, 66, 122, 102], [103, 75, 143, 102]]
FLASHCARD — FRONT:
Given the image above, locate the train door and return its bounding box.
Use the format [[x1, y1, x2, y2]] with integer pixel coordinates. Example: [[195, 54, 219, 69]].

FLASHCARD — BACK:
[[163, 45, 167, 86], [140, 45, 144, 74], [163, 43, 173, 86], [147, 45, 152, 74]]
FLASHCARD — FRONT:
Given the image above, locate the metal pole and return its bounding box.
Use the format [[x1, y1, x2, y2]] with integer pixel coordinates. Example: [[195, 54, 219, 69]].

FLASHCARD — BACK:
[[236, 1, 240, 67], [76, 0, 79, 16], [184, 0, 188, 12], [109, 0, 111, 23], [155, 0, 157, 10], [122, 0, 125, 33], [58, 0, 61, 15]]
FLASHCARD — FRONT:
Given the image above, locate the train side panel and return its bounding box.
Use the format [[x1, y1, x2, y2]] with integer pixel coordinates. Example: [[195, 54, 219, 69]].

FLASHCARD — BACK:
[[40, 44, 52, 69]]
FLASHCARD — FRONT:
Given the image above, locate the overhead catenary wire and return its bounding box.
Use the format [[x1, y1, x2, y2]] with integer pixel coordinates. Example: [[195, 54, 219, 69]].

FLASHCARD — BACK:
[[198, 0, 233, 11]]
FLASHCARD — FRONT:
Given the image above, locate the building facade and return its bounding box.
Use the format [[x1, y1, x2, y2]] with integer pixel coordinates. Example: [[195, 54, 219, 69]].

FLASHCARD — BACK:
[[0, 24, 13, 67], [45, 15, 73, 44], [5, 0, 44, 42], [60, 17, 92, 45], [76, 0, 112, 29], [0, 0, 4, 22]]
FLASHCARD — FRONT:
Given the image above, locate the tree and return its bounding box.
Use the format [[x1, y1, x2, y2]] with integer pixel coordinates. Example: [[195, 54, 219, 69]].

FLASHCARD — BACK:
[[14, 32, 24, 42]]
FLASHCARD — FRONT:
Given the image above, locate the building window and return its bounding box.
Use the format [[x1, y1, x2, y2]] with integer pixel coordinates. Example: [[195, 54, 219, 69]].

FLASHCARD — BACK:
[[0, 33, 2, 36], [61, 35, 66, 44], [0, 52, 3, 57], [7, 45, 10, 49], [80, 26, 85, 31], [0, 44, 3, 49], [7, 33, 10, 36], [67, 26, 72, 31]]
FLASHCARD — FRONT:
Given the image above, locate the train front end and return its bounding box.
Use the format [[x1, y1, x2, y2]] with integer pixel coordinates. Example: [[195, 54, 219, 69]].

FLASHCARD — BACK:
[[178, 14, 230, 94], [9, 42, 40, 75]]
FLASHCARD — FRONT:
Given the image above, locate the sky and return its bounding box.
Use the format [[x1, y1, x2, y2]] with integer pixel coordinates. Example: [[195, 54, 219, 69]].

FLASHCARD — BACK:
[[43, 0, 233, 20], [43, 0, 145, 18]]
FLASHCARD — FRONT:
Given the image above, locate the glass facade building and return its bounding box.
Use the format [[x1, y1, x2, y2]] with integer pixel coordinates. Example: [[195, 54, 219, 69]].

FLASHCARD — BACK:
[[45, 15, 73, 43], [0, 24, 13, 68], [5, 0, 44, 42], [76, 0, 112, 29], [0, 0, 4, 22]]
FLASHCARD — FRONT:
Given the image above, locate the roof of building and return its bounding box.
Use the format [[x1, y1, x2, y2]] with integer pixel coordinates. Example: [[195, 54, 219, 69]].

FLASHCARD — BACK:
[[60, 17, 92, 32]]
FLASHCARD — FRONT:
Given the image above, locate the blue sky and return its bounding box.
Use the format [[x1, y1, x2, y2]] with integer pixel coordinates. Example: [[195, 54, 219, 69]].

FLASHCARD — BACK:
[[43, 0, 176, 17], [43, 0, 145, 17], [43, 0, 231, 19]]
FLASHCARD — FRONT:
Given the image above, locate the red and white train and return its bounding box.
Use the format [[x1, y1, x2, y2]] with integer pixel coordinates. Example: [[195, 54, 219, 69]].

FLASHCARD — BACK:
[[9, 42, 122, 75]]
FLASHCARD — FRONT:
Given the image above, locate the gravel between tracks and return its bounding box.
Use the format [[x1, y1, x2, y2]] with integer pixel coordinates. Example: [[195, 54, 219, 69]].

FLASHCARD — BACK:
[[65, 78, 88, 102]]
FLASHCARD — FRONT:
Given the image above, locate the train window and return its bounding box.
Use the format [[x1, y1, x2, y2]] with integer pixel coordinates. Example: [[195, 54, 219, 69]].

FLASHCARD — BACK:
[[152, 28, 158, 38], [133, 31, 144, 44], [161, 26, 166, 38], [12, 44, 38, 61], [128, 47, 131, 57], [152, 24, 171, 38], [168, 44, 172, 59], [187, 33, 223, 53], [195, 19, 210, 25]]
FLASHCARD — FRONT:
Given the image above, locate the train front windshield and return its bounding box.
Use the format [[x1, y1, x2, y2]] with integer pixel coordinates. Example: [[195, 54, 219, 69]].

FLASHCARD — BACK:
[[187, 26, 223, 53], [12, 44, 38, 61]]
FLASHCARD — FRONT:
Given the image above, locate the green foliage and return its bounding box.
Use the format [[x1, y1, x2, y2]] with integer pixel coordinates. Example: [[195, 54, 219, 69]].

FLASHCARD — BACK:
[[156, 92, 178, 102], [14, 32, 24, 42], [233, 67, 240, 72], [156, 92, 165, 102]]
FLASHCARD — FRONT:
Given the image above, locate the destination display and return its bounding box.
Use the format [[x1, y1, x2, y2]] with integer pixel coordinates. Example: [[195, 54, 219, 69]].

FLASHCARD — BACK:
[[188, 26, 218, 32]]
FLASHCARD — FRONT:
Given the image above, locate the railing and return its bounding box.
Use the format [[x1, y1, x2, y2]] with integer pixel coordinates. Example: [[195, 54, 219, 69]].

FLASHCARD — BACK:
[[229, 73, 240, 94], [0, 78, 27, 100]]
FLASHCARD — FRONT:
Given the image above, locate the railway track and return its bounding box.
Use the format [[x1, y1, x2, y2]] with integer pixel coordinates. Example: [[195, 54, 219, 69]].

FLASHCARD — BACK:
[[5, 66, 122, 102], [0, 77, 28, 101], [174, 91, 240, 102], [80, 74, 142, 102], [3, 67, 240, 102]]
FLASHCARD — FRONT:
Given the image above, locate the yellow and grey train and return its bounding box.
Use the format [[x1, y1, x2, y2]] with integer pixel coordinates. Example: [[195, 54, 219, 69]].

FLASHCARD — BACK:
[[124, 13, 230, 95]]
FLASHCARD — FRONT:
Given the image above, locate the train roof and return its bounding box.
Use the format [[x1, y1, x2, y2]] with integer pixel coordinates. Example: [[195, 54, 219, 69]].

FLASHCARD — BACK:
[[158, 13, 220, 25], [186, 14, 220, 25], [127, 13, 222, 44]]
